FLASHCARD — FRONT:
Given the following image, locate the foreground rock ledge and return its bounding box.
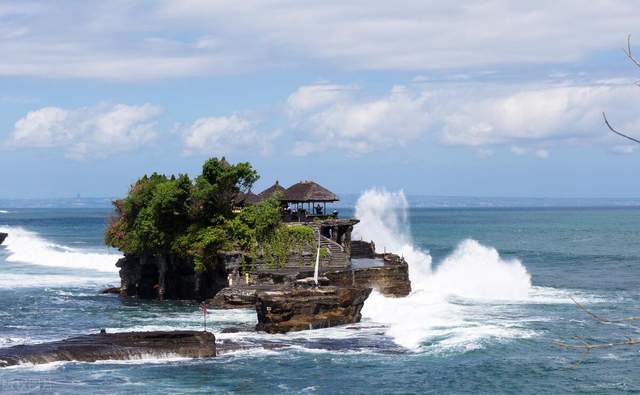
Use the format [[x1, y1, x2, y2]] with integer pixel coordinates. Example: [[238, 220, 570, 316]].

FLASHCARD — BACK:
[[0, 331, 216, 367], [255, 286, 372, 334]]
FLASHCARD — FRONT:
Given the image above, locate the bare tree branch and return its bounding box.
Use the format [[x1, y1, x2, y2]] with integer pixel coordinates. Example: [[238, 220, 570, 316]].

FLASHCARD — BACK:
[[570, 296, 640, 327], [554, 338, 640, 350], [553, 296, 640, 360], [603, 112, 640, 144], [625, 34, 640, 70], [603, 35, 640, 144]]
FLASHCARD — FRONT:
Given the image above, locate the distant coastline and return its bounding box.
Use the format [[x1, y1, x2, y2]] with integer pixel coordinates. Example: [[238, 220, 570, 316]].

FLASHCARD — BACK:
[[2, 195, 640, 209]]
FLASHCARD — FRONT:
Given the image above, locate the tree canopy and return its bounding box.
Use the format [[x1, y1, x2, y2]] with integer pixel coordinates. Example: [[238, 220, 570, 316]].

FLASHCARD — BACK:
[[105, 157, 314, 272]]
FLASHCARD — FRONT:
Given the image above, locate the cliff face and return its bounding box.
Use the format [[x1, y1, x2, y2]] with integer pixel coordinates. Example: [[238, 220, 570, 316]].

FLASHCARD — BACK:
[[116, 234, 411, 302], [117, 253, 227, 300], [255, 286, 372, 333]]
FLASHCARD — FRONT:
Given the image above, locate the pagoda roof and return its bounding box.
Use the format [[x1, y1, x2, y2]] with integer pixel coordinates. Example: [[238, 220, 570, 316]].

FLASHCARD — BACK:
[[258, 181, 286, 200], [281, 180, 338, 203], [235, 191, 260, 205]]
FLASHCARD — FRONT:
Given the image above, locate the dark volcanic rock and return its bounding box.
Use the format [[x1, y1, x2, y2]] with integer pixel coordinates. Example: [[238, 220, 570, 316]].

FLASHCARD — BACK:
[[100, 287, 121, 295], [0, 232, 7, 246], [210, 286, 259, 309], [325, 253, 411, 297], [255, 286, 372, 334], [117, 253, 228, 300], [0, 331, 216, 367]]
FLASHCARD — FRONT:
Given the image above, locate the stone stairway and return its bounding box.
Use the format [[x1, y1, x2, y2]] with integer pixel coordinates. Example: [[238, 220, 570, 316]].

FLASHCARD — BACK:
[[282, 226, 349, 269]]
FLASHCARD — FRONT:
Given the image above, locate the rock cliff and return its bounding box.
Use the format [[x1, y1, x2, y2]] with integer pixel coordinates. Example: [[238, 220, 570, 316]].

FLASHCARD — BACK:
[[255, 286, 372, 333], [0, 232, 7, 246], [117, 253, 227, 300]]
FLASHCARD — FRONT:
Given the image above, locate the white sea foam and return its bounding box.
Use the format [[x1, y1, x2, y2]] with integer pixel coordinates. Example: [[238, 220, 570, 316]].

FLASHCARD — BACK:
[[355, 189, 573, 351], [0, 273, 116, 289], [0, 210, 9, 214], [4, 355, 194, 370], [0, 226, 120, 273]]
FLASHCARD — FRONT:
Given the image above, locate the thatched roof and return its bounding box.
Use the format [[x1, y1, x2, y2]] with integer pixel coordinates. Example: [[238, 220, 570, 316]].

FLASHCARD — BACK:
[[281, 180, 338, 203], [258, 181, 286, 200], [235, 191, 260, 206]]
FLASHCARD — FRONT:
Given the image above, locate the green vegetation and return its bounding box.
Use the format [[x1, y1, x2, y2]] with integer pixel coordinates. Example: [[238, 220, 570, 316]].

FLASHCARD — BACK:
[[105, 157, 315, 272]]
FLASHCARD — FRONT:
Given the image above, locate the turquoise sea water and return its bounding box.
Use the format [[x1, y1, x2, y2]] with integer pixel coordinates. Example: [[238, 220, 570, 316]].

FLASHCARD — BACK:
[[0, 200, 639, 394]]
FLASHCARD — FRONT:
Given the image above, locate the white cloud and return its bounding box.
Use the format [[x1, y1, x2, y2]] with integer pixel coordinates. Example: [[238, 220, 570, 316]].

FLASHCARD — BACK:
[[438, 84, 640, 148], [510, 146, 528, 155], [287, 80, 640, 157], [535, 149, 550, 159], [287, 84, 431, 155], [180, 114, 277, 156], [6, 103, 161, 159], [286, 84, 351, 117], [610, 144, 637, 154], [2, 1, 640, 79]]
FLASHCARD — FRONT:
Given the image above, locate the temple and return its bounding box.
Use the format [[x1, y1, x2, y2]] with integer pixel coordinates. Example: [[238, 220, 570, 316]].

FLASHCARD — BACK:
[[248, 180, 358, 262], [116, 179, 411, 333]]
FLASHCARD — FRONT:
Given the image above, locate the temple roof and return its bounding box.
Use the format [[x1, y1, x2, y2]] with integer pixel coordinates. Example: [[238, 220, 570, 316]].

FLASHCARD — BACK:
[[281, 180, 339, 203], [258, 181, 286, 200], [235, 191, 260, 205]]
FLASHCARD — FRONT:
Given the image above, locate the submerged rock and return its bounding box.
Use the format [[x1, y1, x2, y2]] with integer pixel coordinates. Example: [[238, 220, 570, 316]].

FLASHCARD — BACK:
[[100, 287, 121, 295], [0, 331, 216, 367], [255, 286, 372, 334], [0, 232, 7, 246]]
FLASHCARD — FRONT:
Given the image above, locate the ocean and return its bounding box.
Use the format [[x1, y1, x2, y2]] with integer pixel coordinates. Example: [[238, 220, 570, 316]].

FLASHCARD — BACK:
[[0, 191, 639, 394]]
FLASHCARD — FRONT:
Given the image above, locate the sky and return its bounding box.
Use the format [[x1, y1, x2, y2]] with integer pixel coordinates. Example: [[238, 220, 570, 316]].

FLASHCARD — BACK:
[[2, 1, 640, 199]]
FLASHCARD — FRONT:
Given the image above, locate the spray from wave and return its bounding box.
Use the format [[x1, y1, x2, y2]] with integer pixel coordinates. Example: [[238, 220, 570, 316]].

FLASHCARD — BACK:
[[353, 189, 432, 285], [355, 189, 534, 350], [0, 226, 120, 273]]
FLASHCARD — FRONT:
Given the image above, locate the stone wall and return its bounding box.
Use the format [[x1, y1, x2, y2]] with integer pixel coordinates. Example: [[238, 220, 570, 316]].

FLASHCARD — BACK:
[[350, 240, 376, 258]]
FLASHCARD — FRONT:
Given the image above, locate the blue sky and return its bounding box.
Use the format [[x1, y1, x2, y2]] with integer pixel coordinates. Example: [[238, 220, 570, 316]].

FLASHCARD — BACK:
[[2, 1, 640, 199]]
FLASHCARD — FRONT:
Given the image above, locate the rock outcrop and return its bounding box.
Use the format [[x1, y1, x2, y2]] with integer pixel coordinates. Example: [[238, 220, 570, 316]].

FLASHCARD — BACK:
[[255, 286, 372, 333], [210, 286, 259, 309], [116, 253, 227, 300], [0, 232, 7, 246], [0, 331, 216, 367], [325, 253, 411, 297]]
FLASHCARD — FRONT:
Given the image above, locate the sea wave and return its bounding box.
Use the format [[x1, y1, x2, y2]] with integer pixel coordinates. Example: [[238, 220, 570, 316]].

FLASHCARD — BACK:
[[354, 189, 581, 351], [0, 226, 120, 273], [0, 273, 117, 289]]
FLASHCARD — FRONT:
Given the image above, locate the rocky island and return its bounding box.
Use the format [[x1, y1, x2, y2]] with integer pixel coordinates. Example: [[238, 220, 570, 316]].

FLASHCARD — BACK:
[[104, 157, 411, 333]]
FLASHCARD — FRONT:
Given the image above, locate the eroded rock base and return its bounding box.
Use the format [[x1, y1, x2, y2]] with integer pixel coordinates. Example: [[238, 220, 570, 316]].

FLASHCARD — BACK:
[[255, 286, 372, 334]]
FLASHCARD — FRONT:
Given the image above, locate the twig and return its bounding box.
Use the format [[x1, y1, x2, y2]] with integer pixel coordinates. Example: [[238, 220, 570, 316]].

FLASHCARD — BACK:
[[603, 112, 640, 144], [569, 296, 640, 327], [624, 34, 640, 69], [554, 338, 640, 350]]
